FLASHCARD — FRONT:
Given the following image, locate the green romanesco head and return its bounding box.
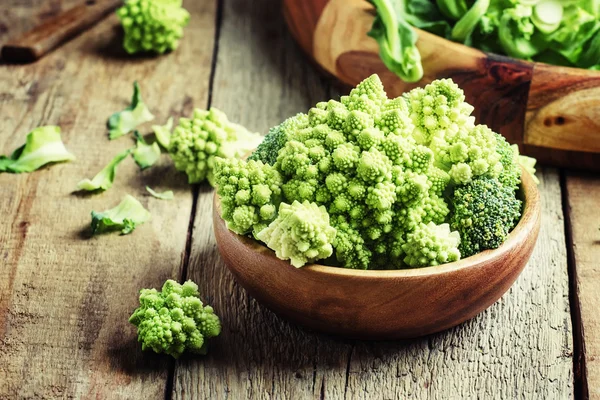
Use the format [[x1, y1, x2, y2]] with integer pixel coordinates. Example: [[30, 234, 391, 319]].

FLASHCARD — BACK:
[[169, 108, 263, 185], [117, 0, 190, 54], [256, 200, 337, 268], [450, 177, 522, 257], [129, 279, 221, 358], [430, 124, 503, 185], [406, 78, 475, 145], [213, 157, 283, 237], [402, 222, 461, 267]]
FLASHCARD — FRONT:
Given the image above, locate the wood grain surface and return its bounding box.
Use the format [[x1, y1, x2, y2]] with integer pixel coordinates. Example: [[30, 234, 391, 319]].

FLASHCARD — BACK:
[[0, 0, 590, 399], [0, 0, 215, 397], [283, 0, 600, 171], [564, 172, 600, 399]]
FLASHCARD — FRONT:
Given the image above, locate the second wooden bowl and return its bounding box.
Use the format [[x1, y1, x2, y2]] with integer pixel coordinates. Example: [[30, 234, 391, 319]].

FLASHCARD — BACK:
[[213, 169, 541, 339], [283, 0, 600, 171]]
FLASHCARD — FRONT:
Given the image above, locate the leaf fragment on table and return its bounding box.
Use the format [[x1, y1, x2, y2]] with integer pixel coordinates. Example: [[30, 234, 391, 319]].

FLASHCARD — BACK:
[[108, 81, 155, 140], [0, 126, 75, 173], [77, 148, 132, 191], [133, 131, 161, 169], [91, 194, 151, 235], [153, 117, 173, 149], [146, 186, 174, 200]]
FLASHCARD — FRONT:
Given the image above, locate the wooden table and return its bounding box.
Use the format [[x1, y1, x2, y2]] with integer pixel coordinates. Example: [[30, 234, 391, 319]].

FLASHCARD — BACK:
[[0, 1, 598, 399]]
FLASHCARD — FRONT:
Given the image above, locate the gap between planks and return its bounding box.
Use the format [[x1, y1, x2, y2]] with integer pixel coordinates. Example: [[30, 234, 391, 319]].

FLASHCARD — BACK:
[[165, 0, 226, 399]]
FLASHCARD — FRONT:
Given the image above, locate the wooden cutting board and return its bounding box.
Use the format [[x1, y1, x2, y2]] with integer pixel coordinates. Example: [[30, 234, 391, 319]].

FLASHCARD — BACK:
[[283, 0, 600, 171]]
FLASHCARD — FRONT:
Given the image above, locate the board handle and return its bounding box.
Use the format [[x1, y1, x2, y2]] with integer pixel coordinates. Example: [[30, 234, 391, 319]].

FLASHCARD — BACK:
[[1, 0, 122, 63]]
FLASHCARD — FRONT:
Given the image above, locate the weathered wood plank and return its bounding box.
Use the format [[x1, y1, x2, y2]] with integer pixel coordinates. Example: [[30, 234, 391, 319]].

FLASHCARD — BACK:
[[174, 0, 573, 398], [0, 0, 216, 398], [565, 172, 600, 399], [0, 0, 83, 42]]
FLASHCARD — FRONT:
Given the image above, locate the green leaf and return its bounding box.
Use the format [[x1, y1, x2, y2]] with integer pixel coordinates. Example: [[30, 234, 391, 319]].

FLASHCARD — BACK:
[[146, 186, 174, 200], [368, 0, 424, 83], [91, 195, 151, 235], [77, 148, 131, 191], [108, 82, 155, 140], [152, 117, 174, 149], [0, 126, 75, 173], [132, 132, 161, 169]]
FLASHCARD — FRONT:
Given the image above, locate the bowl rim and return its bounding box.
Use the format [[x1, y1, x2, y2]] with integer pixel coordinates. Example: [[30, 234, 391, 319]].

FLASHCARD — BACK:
[[214, 166, 540, 279]]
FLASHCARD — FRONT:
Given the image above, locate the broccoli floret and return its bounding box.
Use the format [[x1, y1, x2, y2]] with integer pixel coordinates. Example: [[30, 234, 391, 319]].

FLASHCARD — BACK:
[[213, 157, 283, 237], [402, 222, 461, 267], [450, 177, 522, 257], [169, 108, 263, 185], [256, 201, 337, 268], [129, 279, 221, 358], [495, 134, 521, 189], [248, 113, 309, 165], [117, 0, 190, 55]]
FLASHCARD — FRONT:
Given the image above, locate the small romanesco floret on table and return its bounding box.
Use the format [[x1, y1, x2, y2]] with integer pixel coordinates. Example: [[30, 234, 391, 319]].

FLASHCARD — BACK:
[[129, 279, 221, 358], [117, 0, 190, 55], [168, 108, 263, 185], [213, 157, 283, 237], [256, 201, 337, 268], [217, 74, 530, 270], [450, 177, 522, 258], [402, 222, 461, 268]]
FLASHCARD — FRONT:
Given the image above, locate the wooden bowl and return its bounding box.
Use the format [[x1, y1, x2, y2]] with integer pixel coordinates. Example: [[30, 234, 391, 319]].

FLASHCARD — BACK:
[[283, 0, 600, 171], [213, 169, 541, 339]]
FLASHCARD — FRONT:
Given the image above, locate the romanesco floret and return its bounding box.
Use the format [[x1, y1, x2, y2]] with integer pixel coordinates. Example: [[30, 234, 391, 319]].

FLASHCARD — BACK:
[[129, 279, 221, 358], [213, 157, 283, 237], [406, 78, 474, 145], [402, 222, 461, 267], [450, 177, 522, 257], [256, 201, 337, 268], [169, 108, 263, 185], [430, 124, 503, 185], [117, 0, 190, 55], [220, 74, 526, 270]]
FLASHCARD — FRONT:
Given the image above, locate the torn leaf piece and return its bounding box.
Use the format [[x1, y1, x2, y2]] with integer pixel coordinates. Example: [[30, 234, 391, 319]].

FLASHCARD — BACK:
[[146, 186, 174, 200], [152, 117, 173, 149], [77, 148, 131, 191], [0, 126, 75, 173], [108, 81, 155, 140], [133, 131, 161, 169], [91, 195, 151, 235]]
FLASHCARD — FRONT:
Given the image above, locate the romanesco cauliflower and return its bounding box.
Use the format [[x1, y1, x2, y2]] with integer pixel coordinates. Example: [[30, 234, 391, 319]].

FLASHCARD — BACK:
[[117, 0, 190, 55], [402, 222, 461, 267], [213, 157, 283, 237], [256, 201, 337, 268], [129, 279, 221, 358], [169, 108, 263, 185], [214, 74, 529, 270]]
